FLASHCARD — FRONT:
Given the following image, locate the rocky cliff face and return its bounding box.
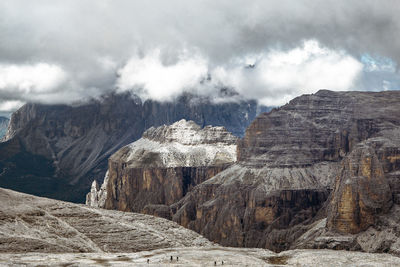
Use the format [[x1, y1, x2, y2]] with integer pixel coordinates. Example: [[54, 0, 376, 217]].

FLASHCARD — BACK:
[[87, 120, 237, 215], [327, 144, 392, 234], [295, 133, 400, 254], [0, 116, 9, 139], [166, 90, 400, 252], [0, 93, 262, 202], [171, 164, 334, 251]]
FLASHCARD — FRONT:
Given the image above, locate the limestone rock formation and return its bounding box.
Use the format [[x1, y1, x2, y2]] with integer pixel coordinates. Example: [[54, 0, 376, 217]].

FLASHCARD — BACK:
[[327, 144, 392, 234], [86, 120, 237, 213], [0, 187, 212, 253], [85, 171, 109, 208], [0, 92, 263, 202]]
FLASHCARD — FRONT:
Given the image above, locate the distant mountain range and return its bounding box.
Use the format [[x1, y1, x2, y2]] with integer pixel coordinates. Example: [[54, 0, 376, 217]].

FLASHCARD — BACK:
[[0, 92, 268, 202]]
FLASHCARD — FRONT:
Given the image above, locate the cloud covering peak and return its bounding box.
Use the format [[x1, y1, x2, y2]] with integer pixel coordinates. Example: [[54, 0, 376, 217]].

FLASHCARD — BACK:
[[0, 0, 399, 111], [116, 49, 209, 101]]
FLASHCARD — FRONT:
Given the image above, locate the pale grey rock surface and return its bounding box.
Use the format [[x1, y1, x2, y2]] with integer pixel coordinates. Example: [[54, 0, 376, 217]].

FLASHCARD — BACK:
[[0, 187, 213, 253]]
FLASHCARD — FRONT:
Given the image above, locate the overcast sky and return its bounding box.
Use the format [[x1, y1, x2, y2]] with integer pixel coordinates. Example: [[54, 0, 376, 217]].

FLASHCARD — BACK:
[[0, 0, 399, 113]]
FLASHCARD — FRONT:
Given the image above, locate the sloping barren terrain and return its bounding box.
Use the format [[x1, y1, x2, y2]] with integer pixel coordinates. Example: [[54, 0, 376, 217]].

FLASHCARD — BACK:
[[0, 187, 212, 253]]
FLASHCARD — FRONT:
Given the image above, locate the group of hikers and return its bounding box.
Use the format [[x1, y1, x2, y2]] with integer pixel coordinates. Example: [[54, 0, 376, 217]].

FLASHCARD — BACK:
[[145, 255, 225, 265]]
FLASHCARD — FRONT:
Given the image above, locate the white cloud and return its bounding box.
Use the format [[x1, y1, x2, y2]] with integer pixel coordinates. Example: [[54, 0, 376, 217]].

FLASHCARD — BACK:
[[0, 41, 364, 110], [97, 56, 118, 71], [0, 63, 67, 94], [210, 40, 363, 106], [0, 1, 399, 111], [116, 49, 209, 101], [114, 41, 363, 106], [0, 100, 25, 112]]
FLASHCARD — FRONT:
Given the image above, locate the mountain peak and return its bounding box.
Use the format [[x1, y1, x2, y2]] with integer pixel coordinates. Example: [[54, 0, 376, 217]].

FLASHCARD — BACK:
[[143, 119, 237, 146]]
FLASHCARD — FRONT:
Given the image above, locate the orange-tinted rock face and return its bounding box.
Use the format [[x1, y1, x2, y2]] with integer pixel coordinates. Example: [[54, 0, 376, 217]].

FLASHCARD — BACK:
[[377, 146, 400, 203], [327, 145, 392, 234]]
